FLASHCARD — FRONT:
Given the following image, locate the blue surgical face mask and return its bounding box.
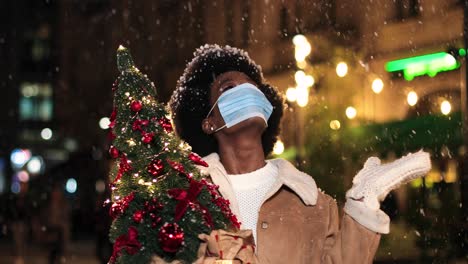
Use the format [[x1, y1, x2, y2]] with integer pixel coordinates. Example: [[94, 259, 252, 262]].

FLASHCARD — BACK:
[[206, 83, 273, 133]]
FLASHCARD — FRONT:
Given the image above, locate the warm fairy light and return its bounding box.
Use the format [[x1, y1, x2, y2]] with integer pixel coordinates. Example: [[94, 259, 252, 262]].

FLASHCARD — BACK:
[[293, 34, 311, 62], [286, 87, 297, 102], [296, 86, 309, 107], [407, 91, 418, 106], [441, 100, 451, 115], [330, 120, 341, 130], [296, 60, 307, 69], [336, 62, 348, 77], [127, 139, 136, 146], [345, 106, 357, 119], [295, 71, 314, 88], [305, 75, 314, 87], [372, 78, 384, 94], [273, 140, 285, 155], [295, 70, 306, 85]]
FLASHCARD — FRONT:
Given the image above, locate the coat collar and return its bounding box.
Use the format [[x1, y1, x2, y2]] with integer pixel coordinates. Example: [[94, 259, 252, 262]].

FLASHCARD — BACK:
[[200, 153, 318, 206]]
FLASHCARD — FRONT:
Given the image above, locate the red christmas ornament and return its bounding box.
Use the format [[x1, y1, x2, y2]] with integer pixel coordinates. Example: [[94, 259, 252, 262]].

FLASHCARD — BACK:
[[109, 145, 119, 158], [109, 203, 122, 220], [130, 100, 142, 112], [147, 159, 164, 178], [132, 210, 144, 223], [158, 223, 185, 253], [188, 153, 209, 167], [142, 132, 154, 144]]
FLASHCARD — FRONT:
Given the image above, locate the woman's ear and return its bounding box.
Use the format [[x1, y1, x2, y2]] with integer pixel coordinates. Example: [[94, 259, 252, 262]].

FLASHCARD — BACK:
[[201, 118, 215, 135]]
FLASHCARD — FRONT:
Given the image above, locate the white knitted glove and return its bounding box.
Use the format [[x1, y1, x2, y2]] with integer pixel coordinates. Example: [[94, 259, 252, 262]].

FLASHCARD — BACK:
[[344, 150, 431, 233]]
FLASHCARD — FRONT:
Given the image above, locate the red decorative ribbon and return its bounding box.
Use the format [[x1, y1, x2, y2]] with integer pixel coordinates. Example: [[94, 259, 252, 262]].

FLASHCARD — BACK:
[[189, 152, 209, 167], [110, 226, 142, 263], [168, 179, 214, 228]]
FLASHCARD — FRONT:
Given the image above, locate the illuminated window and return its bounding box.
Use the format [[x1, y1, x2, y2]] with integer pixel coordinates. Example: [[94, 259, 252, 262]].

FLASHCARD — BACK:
[[19, 82, 53, 121]]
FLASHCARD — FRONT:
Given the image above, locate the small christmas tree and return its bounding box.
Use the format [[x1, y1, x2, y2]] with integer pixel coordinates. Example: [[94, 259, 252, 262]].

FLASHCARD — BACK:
[[107, 46, 239, 264]]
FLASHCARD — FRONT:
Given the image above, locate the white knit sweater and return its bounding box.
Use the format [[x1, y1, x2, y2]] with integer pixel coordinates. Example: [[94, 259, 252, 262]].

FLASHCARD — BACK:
[[227, 161, 279, 243]]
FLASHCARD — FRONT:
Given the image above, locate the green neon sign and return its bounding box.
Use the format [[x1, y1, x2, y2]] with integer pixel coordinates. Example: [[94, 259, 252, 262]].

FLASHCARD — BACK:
[[385, 52, 460, 81]]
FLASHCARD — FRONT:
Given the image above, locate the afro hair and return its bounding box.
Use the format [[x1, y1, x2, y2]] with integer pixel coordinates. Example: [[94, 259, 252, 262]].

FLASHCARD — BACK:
[[169, 44, 284, 157]]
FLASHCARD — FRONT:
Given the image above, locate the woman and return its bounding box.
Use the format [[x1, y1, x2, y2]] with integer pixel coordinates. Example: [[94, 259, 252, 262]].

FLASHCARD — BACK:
[[169, 44, 431, 264]]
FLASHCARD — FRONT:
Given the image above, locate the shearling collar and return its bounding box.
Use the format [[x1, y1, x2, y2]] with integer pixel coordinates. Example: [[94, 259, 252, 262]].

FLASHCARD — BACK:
[[200, 153, 318, 207]]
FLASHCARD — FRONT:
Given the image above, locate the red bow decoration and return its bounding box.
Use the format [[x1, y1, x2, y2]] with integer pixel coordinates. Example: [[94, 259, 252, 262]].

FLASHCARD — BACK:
[[109, 192, 135, 220], [168, 179, 213, 228], [158, 117, 173, 133], [109, 226, 142, 263], [112, 155, 133, 184]]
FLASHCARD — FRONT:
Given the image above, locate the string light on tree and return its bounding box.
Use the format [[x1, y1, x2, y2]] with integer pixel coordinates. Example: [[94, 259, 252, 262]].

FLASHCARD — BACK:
[[346, 106, 357, 119], [372, 78, 384, 94]]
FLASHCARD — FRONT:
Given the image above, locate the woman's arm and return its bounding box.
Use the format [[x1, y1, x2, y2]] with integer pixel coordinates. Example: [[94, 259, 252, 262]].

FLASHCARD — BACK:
[[321, 197, 381, 264]]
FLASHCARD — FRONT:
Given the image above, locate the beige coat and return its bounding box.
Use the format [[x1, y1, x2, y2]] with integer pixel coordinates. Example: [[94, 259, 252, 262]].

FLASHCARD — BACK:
[[200, 153, 382, 264]]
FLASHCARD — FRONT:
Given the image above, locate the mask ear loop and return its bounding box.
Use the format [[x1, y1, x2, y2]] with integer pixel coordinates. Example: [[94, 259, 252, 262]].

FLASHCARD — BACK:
[[205, 97, 225, 133]]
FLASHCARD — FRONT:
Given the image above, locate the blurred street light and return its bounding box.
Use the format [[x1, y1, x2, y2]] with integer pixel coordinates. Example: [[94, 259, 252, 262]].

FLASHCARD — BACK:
[[372, 78, 384, 94], [441, 100, 452, 115], [296, 86, 309, 107], [17, 170, 29, 182], [407, 91, 418, 106], [330, 120, 341, 130], [273, 140, 285, 155], [41, 128, 53, 140], [346, 106, 357, 119], [66, 178, 77, 193], [99, 117, 111, 129], [336, 62, 348, 77], [10, 149, 31, 169], [286, 87, 297, 102], [27, 156, 43, 174], [293, 34, 311, 63]]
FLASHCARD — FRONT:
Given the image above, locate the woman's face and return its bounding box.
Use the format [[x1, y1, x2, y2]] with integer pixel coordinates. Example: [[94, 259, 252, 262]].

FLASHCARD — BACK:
[[205, 71, 267, 135]]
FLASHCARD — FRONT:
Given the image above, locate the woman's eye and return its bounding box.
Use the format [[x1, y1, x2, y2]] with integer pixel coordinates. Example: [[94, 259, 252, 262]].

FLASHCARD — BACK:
[[221, 84, 235, 92]]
